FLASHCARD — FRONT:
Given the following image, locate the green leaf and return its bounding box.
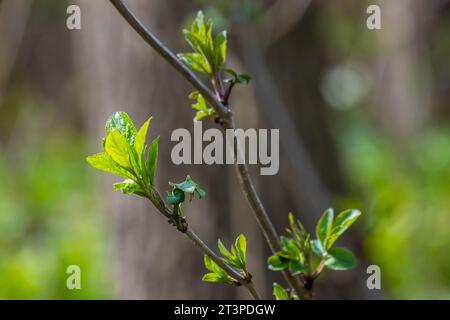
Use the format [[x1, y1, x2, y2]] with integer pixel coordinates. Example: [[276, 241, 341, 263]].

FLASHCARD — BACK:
[[311, 239, 327, 257], [171, 175, 206, 199], [273, 283, 289, 300], [327, 209, 362, 249], [190, 91, 215, 121], [202, 272, 229, 284], [104, 130, 132, 169], [218, 239, 234, 260], [202, 255, 232, 284], [190, 92, 208, 112], [86, 152, 132, 179], [214, 31, 227, 67], [178, 53, 211, 74], [316, 208, 334, 248], [236, 74, 251, 84], [268, 254, 289, 271], [223, 69, 251, 85], [280, 236, 299, 260], [289, 259, 306, 275], [235, 234, 247, 268], [167, 188, 185, 205], [105, 112, 137, 145], [146, 136, 159, 186], [135, 117, 151, 156], [325, 247, 357, 270], [113, 179, 145, 196]]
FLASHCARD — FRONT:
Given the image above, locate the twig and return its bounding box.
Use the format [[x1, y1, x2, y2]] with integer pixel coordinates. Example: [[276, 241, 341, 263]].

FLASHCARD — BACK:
[[109, 0, 302, 297]]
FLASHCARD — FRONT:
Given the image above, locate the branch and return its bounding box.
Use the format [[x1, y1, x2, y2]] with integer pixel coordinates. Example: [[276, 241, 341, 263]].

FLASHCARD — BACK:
[[109, 0, 302, 297], [146, 190, 261, 300]]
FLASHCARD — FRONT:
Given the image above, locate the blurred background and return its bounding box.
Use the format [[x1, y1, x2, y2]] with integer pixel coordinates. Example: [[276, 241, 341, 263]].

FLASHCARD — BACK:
[[0, 0, 449, 299]]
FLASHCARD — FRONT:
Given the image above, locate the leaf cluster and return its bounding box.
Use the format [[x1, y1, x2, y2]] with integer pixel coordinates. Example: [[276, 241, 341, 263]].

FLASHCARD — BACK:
[[268, 208, 361, 298], [202, 234, 248, 284], [86, 112, 159, 199]]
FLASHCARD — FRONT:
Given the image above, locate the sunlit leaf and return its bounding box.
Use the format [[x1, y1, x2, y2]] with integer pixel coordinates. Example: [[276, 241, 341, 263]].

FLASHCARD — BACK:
[[86, 152, 132, 179], [104, 130, 131, 169], [105, 112, 137, 145]]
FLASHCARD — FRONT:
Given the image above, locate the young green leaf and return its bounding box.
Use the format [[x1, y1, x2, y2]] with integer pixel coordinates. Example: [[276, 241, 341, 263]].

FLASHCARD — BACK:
[[178, 53, 211, 74], [236, 74, 251, 84], [189, 91, 215, 121], [311, 239, 327, 258], [267, 254, 289, 271], [326, 209, 362, 249], [273, 283, 290, 300], [289, 259, 306, 275], [223, 68, 252, 85], [146, 136, 159, 186], [113, 179, 145, 196], [213, 31, 227, 67], [170, 175, 206, 200], [218, 239, 234, 261], [86, 152, 132, 179], [202, 255, 232, 285], [167, 188, 185, 205], [104, 130, 132, 169], [105, 111, 137, 145], [235, 234, 247, 268], [202, 272, 230, 284], [316, 208, 334, 248], [324, 247, 357, 271], [134, 117, 151, 156]]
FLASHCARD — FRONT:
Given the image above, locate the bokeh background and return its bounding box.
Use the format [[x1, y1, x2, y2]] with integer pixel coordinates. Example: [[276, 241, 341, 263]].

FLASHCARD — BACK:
[[0, 0, 449, 299]]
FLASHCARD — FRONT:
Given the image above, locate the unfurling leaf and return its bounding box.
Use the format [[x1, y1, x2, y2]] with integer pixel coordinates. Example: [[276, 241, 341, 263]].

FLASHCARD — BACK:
[[326, 209, 361, 249], [217, 235, 248, 272], [105, 111, 137, 145], [267, 254, 289, 271], [273, 283, 290, 300], [189, 91, 215, 121], [223, 68, 251, 85], [167, 188, 185, 205], [202, 255, 232, 285], [178, 53, 211, 74]]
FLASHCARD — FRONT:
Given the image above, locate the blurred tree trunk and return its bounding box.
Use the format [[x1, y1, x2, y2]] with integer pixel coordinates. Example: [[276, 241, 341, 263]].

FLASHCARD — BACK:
[[75, 0, 237, 299]]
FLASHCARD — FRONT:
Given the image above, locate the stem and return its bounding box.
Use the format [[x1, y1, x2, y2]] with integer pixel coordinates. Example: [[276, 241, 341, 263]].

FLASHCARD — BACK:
[[311, 260, 326, 279], [145, 189, 261, 299], [227, 117, 304, 296], [109, 0, 303, 297]]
